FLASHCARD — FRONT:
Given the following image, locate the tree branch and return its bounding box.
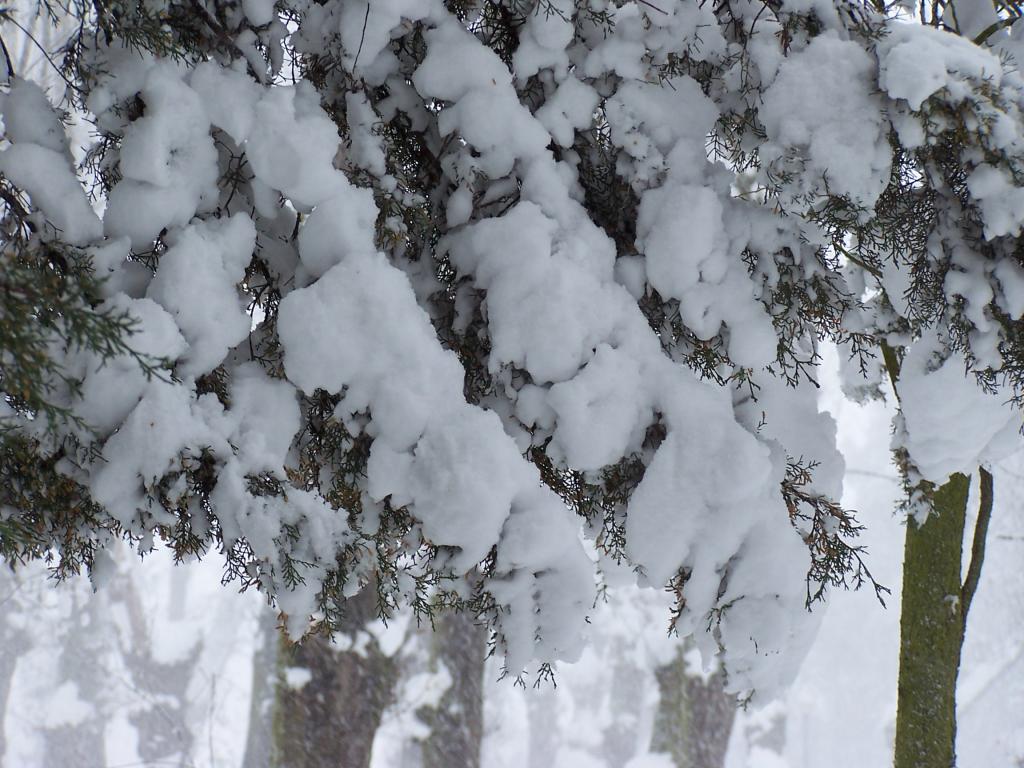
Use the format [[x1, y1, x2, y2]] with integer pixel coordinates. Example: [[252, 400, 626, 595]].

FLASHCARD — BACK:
[[961, 466, 993, 628], [0, 30, 15, 80], [880, 339, 902, 401]]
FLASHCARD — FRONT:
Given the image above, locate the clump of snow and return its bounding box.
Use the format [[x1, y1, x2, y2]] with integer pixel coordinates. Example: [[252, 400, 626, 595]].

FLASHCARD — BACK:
[[104, 62, 219, 248], [967, 164, 1024, 239], [878, 21, 1003, 111], [760, 32, 891, 209], [284, 666, 312, 690], [0, 77, 68, 152], [298, 183, 379, 278], [897, 332, 1019, 485], [0, 76, 102, 245], [0, 143, 103, 245], [69, 296, 187, 436], [246, 82, 348, 209], [146, 214, 256, 377]]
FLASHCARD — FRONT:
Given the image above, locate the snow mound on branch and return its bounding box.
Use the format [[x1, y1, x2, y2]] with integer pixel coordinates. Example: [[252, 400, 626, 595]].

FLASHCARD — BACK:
[[104, 62, 219, 248], [0, 143, 102, 245], [761, 32, 891, 208], [71, 296, 188, 436], [0, 77, 101, 245], [0, 77, 68, 153], [278, 247, 594, 663], [898, 332, 1020, 484], [146, 214, 256, 377], [879, 21, 1002, 111]]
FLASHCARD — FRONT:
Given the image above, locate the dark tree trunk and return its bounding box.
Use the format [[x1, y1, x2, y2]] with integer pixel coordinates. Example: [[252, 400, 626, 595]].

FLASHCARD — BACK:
[[243, 605, 282, 768], [893, 474, 971, 768], [276, 587, 399, 768], [651, 644, 736, 768], [419, 611, 487, 768]]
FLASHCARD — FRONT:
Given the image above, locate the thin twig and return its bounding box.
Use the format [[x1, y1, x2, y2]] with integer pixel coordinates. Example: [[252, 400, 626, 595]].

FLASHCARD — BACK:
[[637, 0, 670, 14], [0, 30, 15, 80], [961, 466, 993, 627], [352, 1, 370, 72], [3, 14, 81, 94]]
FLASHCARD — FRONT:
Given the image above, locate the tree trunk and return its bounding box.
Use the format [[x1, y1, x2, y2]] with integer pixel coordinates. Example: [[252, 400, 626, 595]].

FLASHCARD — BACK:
[[527, 677, 558, 768], [651, 644, 736, 768], [419, 611, 487, 768], [243, 605, 281, 768], [276, 587, 399, 768], [44, 589, 106, 768], [604, 647, 648, 768], [0, 568, 24, 762], [893, 473, 970, 768]]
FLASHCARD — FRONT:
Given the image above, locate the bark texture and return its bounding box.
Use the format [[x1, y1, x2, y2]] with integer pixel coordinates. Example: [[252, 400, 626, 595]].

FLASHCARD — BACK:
[[243, 606, 281, 768], [651, 644, 736, 768], [276, 588, 398, 768], [419, 611, 487, 768], [893, 473, 970, 768]]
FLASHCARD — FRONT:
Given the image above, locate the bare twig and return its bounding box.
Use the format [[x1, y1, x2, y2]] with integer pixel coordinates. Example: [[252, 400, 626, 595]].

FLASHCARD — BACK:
[[3, 14, 81, 94], [637, 0, 670, 14], [352, 1, 370, 71]]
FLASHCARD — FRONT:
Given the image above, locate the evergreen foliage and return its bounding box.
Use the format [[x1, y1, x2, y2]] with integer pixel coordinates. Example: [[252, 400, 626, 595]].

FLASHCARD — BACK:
[[1, 0, 1023, 710]]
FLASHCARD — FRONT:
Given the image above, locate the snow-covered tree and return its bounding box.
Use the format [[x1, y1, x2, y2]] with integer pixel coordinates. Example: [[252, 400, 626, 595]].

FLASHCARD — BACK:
[[3, 0, 1024, 763]]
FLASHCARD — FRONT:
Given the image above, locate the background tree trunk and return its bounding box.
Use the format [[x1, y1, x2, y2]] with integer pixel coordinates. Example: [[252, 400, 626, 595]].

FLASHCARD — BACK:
[[604, 646, 649, 768], [276, 587, 399, 768], [893, 473, 970, 768], [0, 567, 26, 763], [243, 605, 281, 768], [651, 644, 736, 768], [419, 611, 487, 768], [527, 677, 558, 768]]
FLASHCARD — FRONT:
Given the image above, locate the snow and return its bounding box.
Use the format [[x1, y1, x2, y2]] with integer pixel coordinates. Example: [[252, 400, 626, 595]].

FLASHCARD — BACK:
[[146, 213, 256, 377], [298, 182, 379, 278], [189, 62, 262, 145], [104, 62, 219, 248], [70, 295, 188, 436], [413, 21, 551, 179], [513, 0, 574, 82], [4, 0, 1024, 757], [242, 0, 274, 27], [879, 21, 1003, 111], [638, 183, 729, 301], [278, 245, 594, 659], [0, 77, 68, 152], [535, 77, 600, 148], [760, 32, 891, 209], [229, 366, 297, 465], [246, 82, 349, 209], [278, 249, 466, 449], [90, 380, 230, 527], [967, 164, 1024, 239], [284, 666, 312, 690], [447, 201, 625, 384], [897, 331, 1020, 486], [606, 77, 718, 183], [0, 144, 101, 245], [370, 405, 535, 569], [546, 343, 650, 471]]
